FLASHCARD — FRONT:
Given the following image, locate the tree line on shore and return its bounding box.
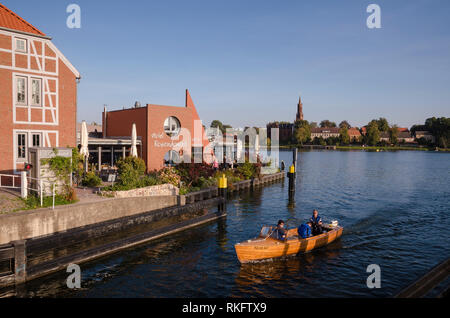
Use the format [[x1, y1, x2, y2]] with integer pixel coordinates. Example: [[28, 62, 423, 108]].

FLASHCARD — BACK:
[[208, 117, 450, 148]]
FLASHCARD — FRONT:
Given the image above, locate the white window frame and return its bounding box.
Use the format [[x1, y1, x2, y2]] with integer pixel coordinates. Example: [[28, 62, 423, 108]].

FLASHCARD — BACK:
[[16, 132, 27, 161], [31, 132, 42, 147], [15, 38, 27, 53], [31, 78, 42, 106], [164, 116, 181, 137], [16, 76, 27, 105]]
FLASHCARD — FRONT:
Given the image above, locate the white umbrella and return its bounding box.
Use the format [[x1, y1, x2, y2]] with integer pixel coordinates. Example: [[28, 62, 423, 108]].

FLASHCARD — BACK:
[[80, 121, 89, 172], [80, 121, 89, 158], [130, 123, 138, 157]]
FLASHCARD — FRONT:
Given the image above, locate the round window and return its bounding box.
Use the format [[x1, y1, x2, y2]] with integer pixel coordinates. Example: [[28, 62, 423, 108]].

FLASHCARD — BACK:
[[164, 116, 181, 137]]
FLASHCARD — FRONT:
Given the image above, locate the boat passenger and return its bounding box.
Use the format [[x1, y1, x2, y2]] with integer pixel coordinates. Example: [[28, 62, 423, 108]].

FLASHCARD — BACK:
[[298, 222, 312, 239], [272, 220, 287, 241], [310, 209, 323, 235]]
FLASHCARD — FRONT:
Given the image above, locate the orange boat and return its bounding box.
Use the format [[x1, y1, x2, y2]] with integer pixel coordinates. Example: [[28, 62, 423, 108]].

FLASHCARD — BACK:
[[235, 224, 343, 263]]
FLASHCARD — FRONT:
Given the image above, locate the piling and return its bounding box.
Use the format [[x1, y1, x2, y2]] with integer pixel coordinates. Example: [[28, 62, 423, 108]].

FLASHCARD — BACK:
[[288, 165, 296, 199], [12, 240, 27, 285], [218, 174, 227, 214]]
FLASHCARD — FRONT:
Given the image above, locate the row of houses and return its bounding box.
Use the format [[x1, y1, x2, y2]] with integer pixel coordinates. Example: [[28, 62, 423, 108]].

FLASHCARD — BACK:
[[311, 127, 435, 144], [0, 3, 209, 174]]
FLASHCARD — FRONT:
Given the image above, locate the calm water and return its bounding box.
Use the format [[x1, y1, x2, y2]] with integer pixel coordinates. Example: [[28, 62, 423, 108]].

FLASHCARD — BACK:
[[19, 150, 450, 297]]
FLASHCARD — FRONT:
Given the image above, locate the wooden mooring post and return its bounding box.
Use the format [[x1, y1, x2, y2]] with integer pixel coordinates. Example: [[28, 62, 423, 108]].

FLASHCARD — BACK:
[[218, 174, 227, 214], [12, 240, 27, 285]]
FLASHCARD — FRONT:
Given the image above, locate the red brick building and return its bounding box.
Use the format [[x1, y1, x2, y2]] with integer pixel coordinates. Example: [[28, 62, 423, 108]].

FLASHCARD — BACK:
[[0, 4, 80, 173], [103, 90, 209, 171]]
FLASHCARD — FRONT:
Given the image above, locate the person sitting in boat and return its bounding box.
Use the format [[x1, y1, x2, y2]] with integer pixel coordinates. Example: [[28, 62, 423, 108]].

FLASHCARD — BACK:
[[310, 209, 323, 235], [271, 220, 287, 241], [298, 222, 312, 239]]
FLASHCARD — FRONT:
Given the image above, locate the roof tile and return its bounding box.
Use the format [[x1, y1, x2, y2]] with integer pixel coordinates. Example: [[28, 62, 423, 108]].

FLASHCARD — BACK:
[[0, 3, 45, 36]]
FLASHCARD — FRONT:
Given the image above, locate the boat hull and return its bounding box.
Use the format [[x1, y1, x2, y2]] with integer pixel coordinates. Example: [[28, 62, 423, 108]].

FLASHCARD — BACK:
[[235, 226, 343, 263]]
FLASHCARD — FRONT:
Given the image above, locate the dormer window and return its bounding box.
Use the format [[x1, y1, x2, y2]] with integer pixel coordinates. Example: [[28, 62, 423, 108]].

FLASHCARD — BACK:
[[15, 38, 27, 53]]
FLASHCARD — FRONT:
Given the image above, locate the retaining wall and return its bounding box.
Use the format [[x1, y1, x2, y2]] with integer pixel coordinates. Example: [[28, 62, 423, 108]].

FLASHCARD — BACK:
[[0, 195, 177, 245]]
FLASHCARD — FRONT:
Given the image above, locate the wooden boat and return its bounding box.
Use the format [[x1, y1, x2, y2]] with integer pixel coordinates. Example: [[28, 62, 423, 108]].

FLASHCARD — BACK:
[[235, 224, 343, 263]]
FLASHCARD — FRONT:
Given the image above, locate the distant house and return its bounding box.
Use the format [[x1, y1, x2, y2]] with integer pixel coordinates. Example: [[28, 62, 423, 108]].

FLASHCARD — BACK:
[[76, 122, 102, 140], [380, 132, 390, 142], [310, 127, 340, 139], [348, 128, 361, 142], [398, 131, 415, 143], [415, 131, 435, 143]]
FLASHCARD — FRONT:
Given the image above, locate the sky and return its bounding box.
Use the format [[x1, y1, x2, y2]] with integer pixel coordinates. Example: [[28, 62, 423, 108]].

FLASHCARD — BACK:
[[4, 0, 450, 129]]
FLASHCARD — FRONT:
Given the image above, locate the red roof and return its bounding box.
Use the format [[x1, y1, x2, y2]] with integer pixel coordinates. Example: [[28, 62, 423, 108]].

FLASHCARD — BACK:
[[0, 3, 46, 36]]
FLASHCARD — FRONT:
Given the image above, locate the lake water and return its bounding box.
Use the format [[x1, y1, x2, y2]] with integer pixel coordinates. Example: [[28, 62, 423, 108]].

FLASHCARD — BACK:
[[19, 150, 450, 297]]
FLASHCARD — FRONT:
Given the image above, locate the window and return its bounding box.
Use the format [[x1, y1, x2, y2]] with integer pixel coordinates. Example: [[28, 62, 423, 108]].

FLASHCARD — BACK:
[[163, 116, 181, 137], [17, 133, 27, 159], [31, 78, 42, 106], [16, 77, 27, 104], [32, 133, 41, 147], [15, 38, 27, 53], [164, 150, 180, 166]]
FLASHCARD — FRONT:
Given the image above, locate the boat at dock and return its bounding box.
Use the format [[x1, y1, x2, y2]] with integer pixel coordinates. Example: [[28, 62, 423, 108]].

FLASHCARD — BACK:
[[234, 224, 343, 263]]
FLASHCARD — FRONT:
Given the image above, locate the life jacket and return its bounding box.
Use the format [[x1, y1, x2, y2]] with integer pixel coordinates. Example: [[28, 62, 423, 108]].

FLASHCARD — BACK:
[[298, 224, 311, 239]]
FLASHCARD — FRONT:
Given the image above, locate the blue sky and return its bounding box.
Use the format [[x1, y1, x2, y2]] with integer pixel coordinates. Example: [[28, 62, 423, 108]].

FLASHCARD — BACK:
[[5, 0, 450, 128]]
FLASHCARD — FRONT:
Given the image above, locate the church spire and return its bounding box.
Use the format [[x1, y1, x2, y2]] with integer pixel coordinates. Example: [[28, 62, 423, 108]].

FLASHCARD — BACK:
[[296, 95, 304, 121]]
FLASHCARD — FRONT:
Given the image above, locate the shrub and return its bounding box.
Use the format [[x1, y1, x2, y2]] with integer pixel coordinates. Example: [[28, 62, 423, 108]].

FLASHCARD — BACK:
[[158, 167, 181, 187], [82, 171, 102, 187], [116, 156, 146, 188], [237, 162, 256, 179], [175, 162, 215, 188]]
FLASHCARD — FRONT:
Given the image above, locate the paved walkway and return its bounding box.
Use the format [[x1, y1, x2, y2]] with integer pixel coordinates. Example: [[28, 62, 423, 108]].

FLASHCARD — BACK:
[[75, 187, 109, 204], [0, 189, 26, 214]]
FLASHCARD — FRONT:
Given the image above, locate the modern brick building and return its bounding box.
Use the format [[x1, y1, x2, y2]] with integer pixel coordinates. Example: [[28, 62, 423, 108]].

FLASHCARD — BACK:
[[0, 3, 80, 173], [103, 90, 209, 171]]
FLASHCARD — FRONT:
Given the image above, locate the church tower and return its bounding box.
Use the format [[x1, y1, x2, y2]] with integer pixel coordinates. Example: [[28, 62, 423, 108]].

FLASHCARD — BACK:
[[296, 96, 304, 121]]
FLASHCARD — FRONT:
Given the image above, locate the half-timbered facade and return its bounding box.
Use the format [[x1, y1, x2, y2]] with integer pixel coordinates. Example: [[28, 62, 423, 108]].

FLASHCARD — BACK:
[[0, 3, 80, 173]]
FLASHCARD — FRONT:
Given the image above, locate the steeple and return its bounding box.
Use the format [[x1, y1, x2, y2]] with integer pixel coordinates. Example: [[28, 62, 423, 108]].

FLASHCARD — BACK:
[[296, 95, 304, 121]]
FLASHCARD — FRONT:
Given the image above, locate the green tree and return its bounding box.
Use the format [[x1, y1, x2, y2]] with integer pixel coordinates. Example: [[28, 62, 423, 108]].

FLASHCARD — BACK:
[[320, 120, 336, 128], [310, 122, 318, 128], [366, 121, 380, 146], [210, 120, 224, 133], [294, 120, 311, 145], [339, 127, 350, 145], [389, 125, 399, 145], [339, 120, 351, 129], [377, 118, 390, 132], [425, 117, 450, 147]]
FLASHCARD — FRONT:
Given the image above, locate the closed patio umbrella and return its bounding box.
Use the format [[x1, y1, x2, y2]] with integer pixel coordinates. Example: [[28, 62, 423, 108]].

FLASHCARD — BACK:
[[80, 121, 89, 171], [131, 123, 138, 157]]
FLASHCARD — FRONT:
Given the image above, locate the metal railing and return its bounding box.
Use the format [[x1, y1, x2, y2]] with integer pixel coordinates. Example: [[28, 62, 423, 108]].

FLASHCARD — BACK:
[[0, 174, 21, 190], [0, 172, 56, 209]]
